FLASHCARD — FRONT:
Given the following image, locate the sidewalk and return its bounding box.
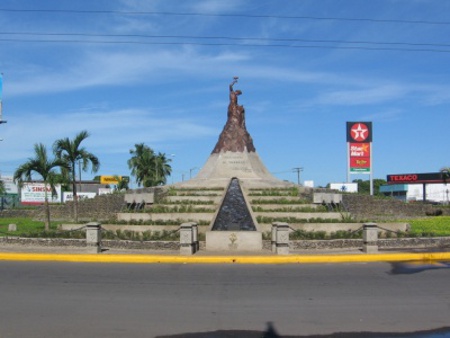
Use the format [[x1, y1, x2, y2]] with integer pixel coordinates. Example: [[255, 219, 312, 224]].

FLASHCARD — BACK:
[[1, 243, 450, 264]]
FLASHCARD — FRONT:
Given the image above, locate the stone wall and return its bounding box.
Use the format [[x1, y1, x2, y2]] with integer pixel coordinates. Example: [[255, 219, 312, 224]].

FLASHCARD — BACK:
[[342, 194, 450, 221], [290, 237, 450, 251], [0, 209, 37, 218], [1, 237, 449, 251], [33, 194, 125, 222]]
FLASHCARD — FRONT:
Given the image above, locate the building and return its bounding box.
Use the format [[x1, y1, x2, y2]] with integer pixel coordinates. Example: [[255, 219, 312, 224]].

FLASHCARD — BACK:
[[381, 172, 449, 204]]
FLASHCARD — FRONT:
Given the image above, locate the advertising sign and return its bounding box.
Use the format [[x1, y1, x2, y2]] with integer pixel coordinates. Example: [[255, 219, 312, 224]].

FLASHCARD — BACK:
[[346, 122, 372, 143], [387, 172, 446, 184], [0, 176, 18, 194], [330, 183, 358, 193], [20, 183, 62, 205], [349, 142, 371, 173], [63, 192, 96, 203], [347, 122, 372, 175], [100, 175, 129, 185]]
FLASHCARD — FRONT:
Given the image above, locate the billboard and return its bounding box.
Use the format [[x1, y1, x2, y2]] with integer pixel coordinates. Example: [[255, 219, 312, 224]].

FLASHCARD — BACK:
[[347, 122, 372, 175], [0, 176, 18, 194], [20, 183, 62, 205], [330, 183, 358, 193], [387, 172, 447, 184], [100, 175, 129, 185], [347, 122, 372, 143], [349, 142, 371, 173], [63, 192, 96, 203]]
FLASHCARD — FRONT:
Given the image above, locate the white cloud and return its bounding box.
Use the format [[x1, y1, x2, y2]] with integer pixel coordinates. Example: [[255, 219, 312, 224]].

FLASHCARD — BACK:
[[314, 84, 408, 106]]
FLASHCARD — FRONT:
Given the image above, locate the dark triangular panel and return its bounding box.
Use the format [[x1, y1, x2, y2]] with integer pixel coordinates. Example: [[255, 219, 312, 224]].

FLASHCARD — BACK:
[[212, 178, 256, 231]]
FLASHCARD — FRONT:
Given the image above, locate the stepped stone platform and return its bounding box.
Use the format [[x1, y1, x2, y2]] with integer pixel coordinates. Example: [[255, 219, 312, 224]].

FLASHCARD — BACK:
[[115, 79, 408, 251]]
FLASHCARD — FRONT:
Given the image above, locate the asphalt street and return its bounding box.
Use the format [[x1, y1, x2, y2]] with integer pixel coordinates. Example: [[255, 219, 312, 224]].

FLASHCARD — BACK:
[[0, 261, 449, 337]]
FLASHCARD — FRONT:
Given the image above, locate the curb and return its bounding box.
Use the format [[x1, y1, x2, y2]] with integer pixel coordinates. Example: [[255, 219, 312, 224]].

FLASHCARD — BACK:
[[1, 252, 450, 264]]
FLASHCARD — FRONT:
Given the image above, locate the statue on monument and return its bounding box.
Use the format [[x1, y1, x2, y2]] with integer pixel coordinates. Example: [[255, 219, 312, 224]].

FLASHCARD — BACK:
[[212, 77, 255, 153], [228, 77, 245, 128]]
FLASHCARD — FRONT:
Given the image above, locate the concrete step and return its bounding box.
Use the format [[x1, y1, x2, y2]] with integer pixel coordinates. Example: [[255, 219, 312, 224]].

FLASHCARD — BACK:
[[257, 222, 408, 233], [147, 204, 217, 212], [249, 196, 311, 203], [164, 195, 223, 203], [117, 212, 215, 223], [251, 204, 326, 211], [170, 190, 223, 196], [254, 211, 346, 220]]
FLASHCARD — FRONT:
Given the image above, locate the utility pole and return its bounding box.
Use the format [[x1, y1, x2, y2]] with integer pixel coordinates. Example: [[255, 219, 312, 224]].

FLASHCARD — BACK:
[[292, 167, 303, 186]]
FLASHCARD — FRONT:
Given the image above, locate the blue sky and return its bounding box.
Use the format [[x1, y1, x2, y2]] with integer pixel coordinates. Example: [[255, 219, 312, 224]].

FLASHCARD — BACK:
[[0, 0, 449, 188]]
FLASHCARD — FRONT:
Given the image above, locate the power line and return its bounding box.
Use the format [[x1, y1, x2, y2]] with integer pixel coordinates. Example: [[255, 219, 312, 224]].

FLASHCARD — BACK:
[[0, 8, 449, 26], [2, 31, 450, 49], [1, 37, 450, 53]]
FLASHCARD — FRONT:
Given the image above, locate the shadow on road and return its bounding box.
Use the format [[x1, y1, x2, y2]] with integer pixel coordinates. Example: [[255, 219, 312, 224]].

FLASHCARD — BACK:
[[156, 323, 450, 338]]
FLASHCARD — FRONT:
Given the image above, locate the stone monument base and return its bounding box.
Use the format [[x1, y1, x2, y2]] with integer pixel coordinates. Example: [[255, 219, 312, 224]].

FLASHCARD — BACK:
[[206, 231, 262, 251]]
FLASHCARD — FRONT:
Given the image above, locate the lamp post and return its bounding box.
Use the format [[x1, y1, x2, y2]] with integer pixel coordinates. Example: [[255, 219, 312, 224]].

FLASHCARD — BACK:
[[189, 167, 199, 179]]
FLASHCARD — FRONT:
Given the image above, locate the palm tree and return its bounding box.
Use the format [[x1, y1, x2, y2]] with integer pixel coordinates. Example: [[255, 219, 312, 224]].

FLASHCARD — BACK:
[[154, 152, 172, 186], [113, 175, 129, 191], [53, 130, 100, 222], [128, 144, 172, 187], [13, 143, 67, 230], [128, 143, 156, 187]]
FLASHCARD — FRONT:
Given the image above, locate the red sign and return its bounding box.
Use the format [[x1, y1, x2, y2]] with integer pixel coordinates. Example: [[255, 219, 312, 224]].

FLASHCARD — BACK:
[[346, 122, 372, 143], [349, 142, 371, 173], [350, 143, 370, 157], [350, 157, 371, 172], [347, 122, 372, 174]]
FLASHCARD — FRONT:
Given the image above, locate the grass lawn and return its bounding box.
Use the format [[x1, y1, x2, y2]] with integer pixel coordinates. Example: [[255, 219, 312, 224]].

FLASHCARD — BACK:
[[408, 216, 450, 236], [0, 217, 59, 234], [1, 215, 450, 238]]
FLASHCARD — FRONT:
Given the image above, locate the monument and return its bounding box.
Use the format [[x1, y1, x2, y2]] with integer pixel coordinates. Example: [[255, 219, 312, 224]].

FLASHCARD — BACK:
[[187, 77, 292, 188], [178, 77, 295, 251]]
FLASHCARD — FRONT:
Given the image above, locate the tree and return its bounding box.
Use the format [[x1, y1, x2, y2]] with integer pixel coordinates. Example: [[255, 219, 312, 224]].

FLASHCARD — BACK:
[[0, 179, 5, 195], [13, 143, 67, 230], [352, 179, 387, 196], [114, 175, 129, 191], [128, 143, 172, 187], [154, 152, 172, 186], [53, 130, 99, 222]]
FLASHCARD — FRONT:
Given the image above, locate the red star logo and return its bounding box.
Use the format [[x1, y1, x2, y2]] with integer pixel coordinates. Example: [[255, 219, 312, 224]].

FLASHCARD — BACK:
[[351, 123, 369, 142]]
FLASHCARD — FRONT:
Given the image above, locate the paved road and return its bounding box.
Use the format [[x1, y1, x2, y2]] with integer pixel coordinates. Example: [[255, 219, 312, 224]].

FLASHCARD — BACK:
[[0, 261, 449, 337]]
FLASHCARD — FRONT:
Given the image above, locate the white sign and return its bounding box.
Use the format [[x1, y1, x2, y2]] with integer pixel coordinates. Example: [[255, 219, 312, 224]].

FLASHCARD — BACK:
[[1, 176, 18, 194], [98, 188, 113, 195], [20, 183, 62, 204], [63, 192, 97, 203], [330, 183, 358, 193]]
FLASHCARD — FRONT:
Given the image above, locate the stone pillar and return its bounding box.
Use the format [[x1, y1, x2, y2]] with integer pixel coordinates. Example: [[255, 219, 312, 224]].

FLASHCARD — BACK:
[[192, 223, 199, 252], [275, 222, 289, 255], [8, 224, 17, 232], [86, 222, 102, 254], [180, 222, 195, 255], [363, 223, 378, 253], [271, 223, 278, 253]]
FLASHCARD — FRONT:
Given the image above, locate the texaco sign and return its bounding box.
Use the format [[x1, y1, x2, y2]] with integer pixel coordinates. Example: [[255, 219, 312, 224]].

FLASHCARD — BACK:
[[347, 122, 372, 173]]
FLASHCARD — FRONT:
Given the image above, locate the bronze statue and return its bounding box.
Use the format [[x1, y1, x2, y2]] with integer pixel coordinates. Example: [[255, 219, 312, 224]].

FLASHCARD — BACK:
[[229, 77, 242, 106], [212, 77, 256, 153]]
